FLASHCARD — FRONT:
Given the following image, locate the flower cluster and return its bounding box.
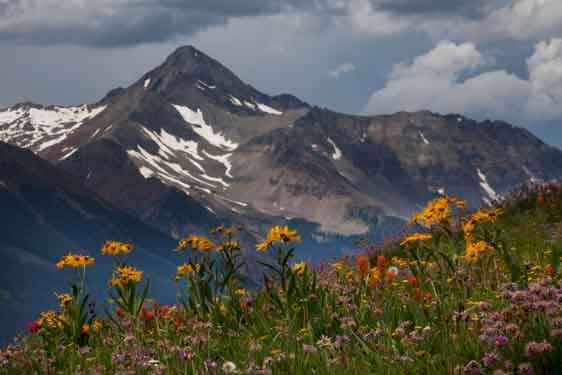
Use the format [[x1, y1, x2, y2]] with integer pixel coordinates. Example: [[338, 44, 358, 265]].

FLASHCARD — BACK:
[[109, 266, 142, 287], [407, 196, 465, 226], [55, 253, 95, 269], [101, 240, 134, 256], [176, 235, 216, 253]]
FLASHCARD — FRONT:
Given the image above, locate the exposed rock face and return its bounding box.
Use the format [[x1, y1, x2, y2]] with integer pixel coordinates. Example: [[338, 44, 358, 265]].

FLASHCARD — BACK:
[[1, 45, 562, 242]]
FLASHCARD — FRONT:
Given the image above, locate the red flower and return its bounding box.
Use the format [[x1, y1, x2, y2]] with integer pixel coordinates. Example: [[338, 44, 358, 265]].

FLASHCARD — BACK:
[[545, 264, 554, 275], [115, 307, 122, 318], [240, 301, 249, 311], [27, 321, 40, 333], [159, 305, 170, 317], [356, 255, 369, 276], [174, 311, 184, 327], [385, 271, 395, 284], [415, 288, 422, 303], [425, 291, 432, 301], [408, 276, 417, 287], [377, 255, 387, 270]]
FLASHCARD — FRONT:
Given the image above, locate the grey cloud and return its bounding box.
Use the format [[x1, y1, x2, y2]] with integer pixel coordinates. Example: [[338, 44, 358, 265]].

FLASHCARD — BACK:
[[0, 0, 315, 46], [372, 0, 503, 18], [0, 0, 513, 47]]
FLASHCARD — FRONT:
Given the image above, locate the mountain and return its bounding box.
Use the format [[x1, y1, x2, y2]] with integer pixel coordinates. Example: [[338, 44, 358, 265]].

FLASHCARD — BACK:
[[1, 45, 562, 248], [0, 141, 190, 343]]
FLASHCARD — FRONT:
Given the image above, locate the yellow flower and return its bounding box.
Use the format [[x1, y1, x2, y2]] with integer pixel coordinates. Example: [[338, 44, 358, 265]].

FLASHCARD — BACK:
[[175, 263, 200, 280], [109, 266, 143, 287], [176, 235, 216, 253], [465, 240, 493, 263], [391, 257, 407, 267], [92, 320, 103, 331], [400, 233, 432, 246], [331, 262, 344, 271], [256, 225, 301, 252], [54, 293, 72, 309], [56, 253, 95, 269], [209, 224, 225, 235], [218, 240, 241, 253], [293, 262, 306, 276], [101, 240, 134, 256], [235, 288, 249, 297], [37, 310, 58, 328]]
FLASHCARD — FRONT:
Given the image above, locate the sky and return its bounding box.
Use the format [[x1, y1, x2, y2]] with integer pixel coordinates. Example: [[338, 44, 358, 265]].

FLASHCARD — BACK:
[[1, 0, 562, 147]]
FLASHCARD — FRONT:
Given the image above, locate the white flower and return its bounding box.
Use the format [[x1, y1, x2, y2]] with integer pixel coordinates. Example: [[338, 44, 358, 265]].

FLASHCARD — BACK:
[[222, 361, 237, 373], [147, 359, 160, 367]]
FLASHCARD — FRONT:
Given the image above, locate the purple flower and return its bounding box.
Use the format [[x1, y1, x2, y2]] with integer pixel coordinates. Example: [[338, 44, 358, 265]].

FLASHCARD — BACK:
[[494, 335, 509, 348], [482, 352, 501, 368], [302, 344, 317, 353]]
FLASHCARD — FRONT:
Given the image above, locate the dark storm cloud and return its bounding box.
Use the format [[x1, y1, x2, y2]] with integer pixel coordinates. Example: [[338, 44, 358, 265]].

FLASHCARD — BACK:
[[0, 0, 509, 47], [371, 0, 505, 19], [0, 0, 315, 46]]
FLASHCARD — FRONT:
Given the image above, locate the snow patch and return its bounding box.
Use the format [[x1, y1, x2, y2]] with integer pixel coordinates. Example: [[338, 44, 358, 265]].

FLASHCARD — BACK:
[[419, 131, 430, 145], [255, 102, 282, 115], [172, 104, 238, 151], [0, 104, 106, 152], [198, 80, 216, 89], [477, 168, 499, 202], [327, 137, 342, 160], [60, 147, 77, 160], [139, 166, 154, 178], [244, 101, 257, 110], [229, 96, 242, 106]]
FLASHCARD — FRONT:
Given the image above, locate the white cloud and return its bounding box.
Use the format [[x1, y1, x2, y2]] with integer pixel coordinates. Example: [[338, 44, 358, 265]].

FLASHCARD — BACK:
[[328, 62, 356, 78], [364, 39, 562, 126]]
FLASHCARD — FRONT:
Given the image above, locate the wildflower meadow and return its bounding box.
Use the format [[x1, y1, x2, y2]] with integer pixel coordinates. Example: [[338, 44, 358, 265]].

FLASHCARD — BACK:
[[2, 183, 562, 374]]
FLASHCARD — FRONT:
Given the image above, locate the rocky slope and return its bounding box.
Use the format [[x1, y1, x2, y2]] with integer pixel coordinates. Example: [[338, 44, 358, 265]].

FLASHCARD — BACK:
[[1, 45, 561, 243]]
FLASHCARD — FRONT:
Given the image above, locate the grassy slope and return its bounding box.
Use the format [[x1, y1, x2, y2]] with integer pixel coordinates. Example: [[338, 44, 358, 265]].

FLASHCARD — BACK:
[[2, 183, 562, 374]]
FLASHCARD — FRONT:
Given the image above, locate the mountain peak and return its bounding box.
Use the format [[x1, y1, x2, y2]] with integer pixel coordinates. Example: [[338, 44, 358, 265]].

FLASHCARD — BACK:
[[144, 45, 242, 91]]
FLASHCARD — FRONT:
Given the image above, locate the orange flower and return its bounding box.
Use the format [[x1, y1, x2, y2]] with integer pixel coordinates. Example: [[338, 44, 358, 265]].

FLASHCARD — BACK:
[[385, 271, 395, 284], [356, 255, 369, 276], [425, 291, 433, 301], [415, 288, 422, 303], [377, 255, 387, 270], [536, 195, 545, 206], [240, 301, 250, 311], [159, 305, 170, 317], [174, 311, 184, 327], [545, 264, 554, 275], [408, 276, 417, 287]]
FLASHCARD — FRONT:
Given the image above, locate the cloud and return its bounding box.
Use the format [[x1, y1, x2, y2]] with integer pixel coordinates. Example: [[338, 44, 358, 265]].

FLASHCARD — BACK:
[[364, 39, 562, 126], [329, 62, 356, 78], [423, 0, 562, 42], [0, 0, 321, 46], [0, 0, 534, 47]]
